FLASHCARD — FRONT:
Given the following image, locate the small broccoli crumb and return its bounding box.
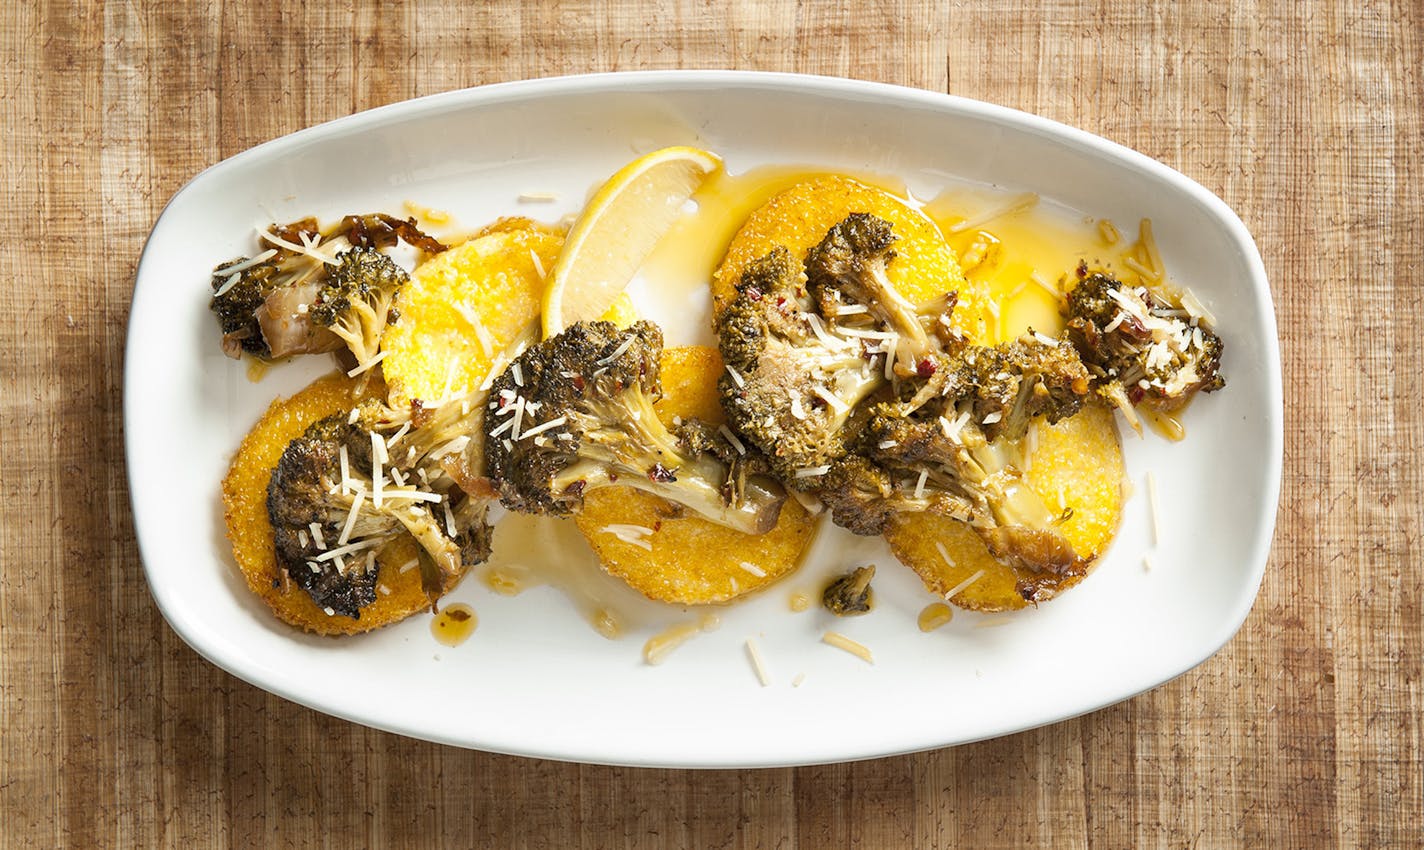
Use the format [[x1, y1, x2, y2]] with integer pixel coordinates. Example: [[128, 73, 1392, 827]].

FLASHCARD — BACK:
[[822, 564, 876, 616]]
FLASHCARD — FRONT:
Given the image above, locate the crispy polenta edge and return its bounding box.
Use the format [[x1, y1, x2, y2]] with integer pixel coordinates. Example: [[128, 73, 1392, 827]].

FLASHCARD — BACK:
[[573, 346, 816, 605], [221, 373, 438, 635]]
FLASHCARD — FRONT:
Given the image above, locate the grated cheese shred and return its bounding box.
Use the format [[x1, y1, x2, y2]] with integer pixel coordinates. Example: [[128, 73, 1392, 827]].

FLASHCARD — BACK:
[[1146, 470, 1163, 545], [821, 631, 874, 664], [940, 568, 987, 601], [745, 638, 772, 686]]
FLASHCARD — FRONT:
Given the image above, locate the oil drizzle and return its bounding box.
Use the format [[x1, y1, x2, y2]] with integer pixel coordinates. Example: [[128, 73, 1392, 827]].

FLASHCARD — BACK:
[[917, 602, 954, 632], [431, 603, 478, 646]]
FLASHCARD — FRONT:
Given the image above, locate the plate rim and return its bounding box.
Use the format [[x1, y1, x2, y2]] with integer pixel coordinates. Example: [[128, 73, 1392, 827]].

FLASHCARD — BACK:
[[126, 70, 1283, 768]]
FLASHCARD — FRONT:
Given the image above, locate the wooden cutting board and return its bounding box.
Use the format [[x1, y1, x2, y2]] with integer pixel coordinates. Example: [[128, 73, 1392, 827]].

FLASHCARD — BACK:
[[2, 1, 1419, 846]]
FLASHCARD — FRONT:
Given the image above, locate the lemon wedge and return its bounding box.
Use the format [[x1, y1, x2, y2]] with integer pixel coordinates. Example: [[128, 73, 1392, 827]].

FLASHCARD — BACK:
[[541, 146, 722, 337]]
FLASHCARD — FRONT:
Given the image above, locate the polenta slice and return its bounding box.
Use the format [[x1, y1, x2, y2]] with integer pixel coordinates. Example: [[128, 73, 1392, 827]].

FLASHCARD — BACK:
[[381, 223, 563, 409], [221, 373, 442, 635], [573, 346, 817, 604], [883, 404, 1124, 611], [713, 175, 989, 343]]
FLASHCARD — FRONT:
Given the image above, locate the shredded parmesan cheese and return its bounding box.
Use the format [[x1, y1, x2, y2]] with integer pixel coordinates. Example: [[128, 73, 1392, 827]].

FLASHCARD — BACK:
[[941, 568, 987, 601], [453, 303, 495, 358], [1138, 218, 1165, 277], [596, 336, 635, 366], [1146, 471, 1163, 545], [811, 385, 848, 414], [346, 349, 389, 377], [1030, 272, 1059, 299], [337, 492, 365, 546], [788, 390, 807, 420], [603, 524, 654, 550], [258, 227, 339, 266], [312, 536, 383, 563], [1098, 218, 1121, 245], [745, 639, 772, 686], [821, 631, 874, 664], [214, 249, 278, 280], [642, 620, 702, 665], [518, 415, 567, 440], [738, 561, 767, 578], [437, 500, 455, 539], [794, 465, 831, 479], [1123, 255, 1160, 281], [717, 425, 746, 455]]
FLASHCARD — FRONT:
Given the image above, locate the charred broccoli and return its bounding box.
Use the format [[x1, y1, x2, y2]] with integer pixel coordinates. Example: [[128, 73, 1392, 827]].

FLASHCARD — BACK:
[[482, 320, 787, 535], [717, 216, 961, 488], [267, 393, 491, 619], [822, 564, 876, 616], [308, 246, 406, 367], [1064, 271, 1224, 429], [816, 334, 1091, 573], [803, 213, 955, 371], [716, 216, 1098, 572], [210, 213, 446, 365]]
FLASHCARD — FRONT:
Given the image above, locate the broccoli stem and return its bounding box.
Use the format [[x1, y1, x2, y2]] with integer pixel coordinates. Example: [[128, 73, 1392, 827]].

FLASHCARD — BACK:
[[862, 258, 931, 363], [552, 394, 783, 535]]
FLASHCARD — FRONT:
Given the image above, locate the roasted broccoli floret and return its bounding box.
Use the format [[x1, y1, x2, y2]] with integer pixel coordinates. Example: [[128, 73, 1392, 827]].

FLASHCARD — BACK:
[[803, 212, 956, 372], [210, 214, 445, 364], [954, 335, 1092, 442], [816, 335, 1092, 574], [483, 320, 787, 535], [210, 218, 338, 359], [308, 246, 406, 368], [1064, 271, 1224, 429], [717, 247, 894, 485], [267, 394, 491, 619], [717, 217, 963, 487], [822, 564, 876, 616]]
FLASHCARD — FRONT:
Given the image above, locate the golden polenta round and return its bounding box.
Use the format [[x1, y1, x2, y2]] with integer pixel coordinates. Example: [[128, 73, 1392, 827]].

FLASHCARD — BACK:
[[381, 224, 563, 410], [573, 346, 817, 604], [884, 404, 1124, 611], [712, 175, 988, 343], [221, 372, 441, 635]]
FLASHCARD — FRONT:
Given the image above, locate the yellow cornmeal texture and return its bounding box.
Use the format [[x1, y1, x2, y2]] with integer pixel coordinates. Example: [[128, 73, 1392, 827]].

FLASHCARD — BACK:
[[221, 373, 439, 635], [712, 175, 989, 343], [884, 405, 1124, 611], [380, 223, 563, 409], [574, 346, 816, 604], [595, 292, 639, 330]]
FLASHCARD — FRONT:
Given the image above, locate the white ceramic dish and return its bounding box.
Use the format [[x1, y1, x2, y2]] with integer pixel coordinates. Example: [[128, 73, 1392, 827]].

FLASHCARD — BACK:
[[127, 72, 1281, 768]]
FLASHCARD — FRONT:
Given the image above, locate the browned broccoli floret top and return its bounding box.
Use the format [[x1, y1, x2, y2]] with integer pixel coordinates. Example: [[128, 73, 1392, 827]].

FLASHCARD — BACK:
[[483, 320, 786, 535]]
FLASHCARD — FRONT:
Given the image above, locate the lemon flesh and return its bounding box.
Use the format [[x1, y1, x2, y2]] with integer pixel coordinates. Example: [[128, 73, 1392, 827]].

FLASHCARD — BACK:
[[541, 146, 721, 338]]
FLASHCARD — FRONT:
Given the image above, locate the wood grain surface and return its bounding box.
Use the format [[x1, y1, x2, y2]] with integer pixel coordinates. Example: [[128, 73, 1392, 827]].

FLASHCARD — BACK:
[[3, 1, 1420, 847]]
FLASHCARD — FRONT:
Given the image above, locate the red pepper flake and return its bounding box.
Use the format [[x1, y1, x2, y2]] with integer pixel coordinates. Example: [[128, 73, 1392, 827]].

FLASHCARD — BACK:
[[916, 358, 937, 378]]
